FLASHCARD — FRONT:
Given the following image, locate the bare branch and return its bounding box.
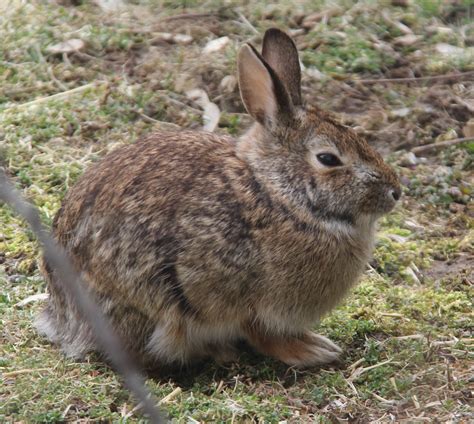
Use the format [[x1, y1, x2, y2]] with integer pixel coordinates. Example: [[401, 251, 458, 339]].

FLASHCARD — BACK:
[[411, 137, 473, 156], [355, 70, 474, 85]]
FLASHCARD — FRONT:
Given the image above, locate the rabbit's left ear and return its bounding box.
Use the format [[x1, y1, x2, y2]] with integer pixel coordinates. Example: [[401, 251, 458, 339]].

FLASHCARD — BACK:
[[262, 28, 302, 106], [238, 43, 294, 127]]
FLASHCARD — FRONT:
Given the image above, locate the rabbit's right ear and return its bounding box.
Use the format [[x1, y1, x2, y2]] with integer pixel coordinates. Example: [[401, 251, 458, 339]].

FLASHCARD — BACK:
[[238, 43, 293, 127], [262, 28, 302, 106]]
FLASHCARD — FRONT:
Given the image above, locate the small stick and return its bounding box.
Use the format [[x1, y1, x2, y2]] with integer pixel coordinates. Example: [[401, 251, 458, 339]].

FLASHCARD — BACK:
[[160, 12, 216, 22], [432, 338, 474, 346], [4, 83, 96, 111], [371, 391, 396, 404], [412, 137, 473, 156], [345, 378, 359, 396], [237, 12, 259, 34], [3, 368, 51, 377], [15, 292, 49, 307], [159, 387, 182, 404], [355, 70, 474, 85], [349, 359, 393, 381], [125, 387, 181, 418], [347, 357, 365, 370], [47, 66, 68, 91], [61, 404, 74, 420], [392, 334, 425, 340], [137, 111, 181, 130], [360, 359, 393, 373]]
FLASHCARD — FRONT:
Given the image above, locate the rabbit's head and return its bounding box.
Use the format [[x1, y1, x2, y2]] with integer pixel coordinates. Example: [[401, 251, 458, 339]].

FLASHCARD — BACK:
[[237, 29, 400, 227]]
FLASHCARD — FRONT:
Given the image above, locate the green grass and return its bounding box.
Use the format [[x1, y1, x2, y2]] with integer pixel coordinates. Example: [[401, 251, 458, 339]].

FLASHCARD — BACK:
[[1, 0, 473, 421]]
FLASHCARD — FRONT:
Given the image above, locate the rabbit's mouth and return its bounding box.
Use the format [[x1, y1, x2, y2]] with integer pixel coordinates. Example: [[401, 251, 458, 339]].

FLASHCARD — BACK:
[[367, 189, 401, 216], [382, 184, 401, 212]]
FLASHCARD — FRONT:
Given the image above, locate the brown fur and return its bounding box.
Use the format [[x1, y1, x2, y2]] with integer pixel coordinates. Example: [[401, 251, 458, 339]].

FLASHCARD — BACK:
[[36, 29, 400, 368]]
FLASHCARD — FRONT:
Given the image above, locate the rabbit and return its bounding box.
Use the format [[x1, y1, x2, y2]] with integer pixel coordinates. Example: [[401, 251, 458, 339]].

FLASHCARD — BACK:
[[36, 28, 401, 368]]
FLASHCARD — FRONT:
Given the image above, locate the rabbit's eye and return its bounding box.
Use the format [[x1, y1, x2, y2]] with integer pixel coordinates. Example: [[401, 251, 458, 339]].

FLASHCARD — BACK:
[[316, 153, 342, 167]]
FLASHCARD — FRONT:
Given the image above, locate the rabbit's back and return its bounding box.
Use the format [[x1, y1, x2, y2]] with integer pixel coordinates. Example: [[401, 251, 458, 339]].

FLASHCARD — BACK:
[[53, 132, 257, 316]]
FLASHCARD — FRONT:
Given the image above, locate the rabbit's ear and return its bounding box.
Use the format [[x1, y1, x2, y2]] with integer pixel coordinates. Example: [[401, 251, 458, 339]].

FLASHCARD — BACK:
[[238, 43, 293, 126], [262, 28, 302, 106]]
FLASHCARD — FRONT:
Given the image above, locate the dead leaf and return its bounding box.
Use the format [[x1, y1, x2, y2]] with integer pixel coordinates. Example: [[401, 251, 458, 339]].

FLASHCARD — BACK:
[[93, 0, 125, 12], [173, 34, 193, 45], [391, 107, 411, 118], [186, 89, 221, 132], [152, 32, 193, 45], [435, 43, 464, 56], [46, 39, 85, 54], [426, 25, 454, 35], [219, 75, 237, 94], [203, 36, 230, 54], [202, 102, 220, 132], [436, 128, 458, 142], [301, 7, 343, 29], [463, 119, 474, 138], [382, 10, 413, 35], [393, 34, 420, 46]]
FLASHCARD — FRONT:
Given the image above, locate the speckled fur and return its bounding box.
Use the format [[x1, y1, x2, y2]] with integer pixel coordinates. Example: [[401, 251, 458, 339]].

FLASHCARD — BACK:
[[36, 29, 400, 368]]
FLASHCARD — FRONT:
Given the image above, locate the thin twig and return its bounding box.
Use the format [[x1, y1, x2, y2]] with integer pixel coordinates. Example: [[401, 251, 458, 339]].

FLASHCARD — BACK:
[[125, 387, 181, 418], [379, 312, 404, 318], [3, 368, 52, 377], [392, 334, 425, 341], [237, 12, 259, 34], [347, 357, 365, 370], [371, 391, 396, 405], [3, 83, 96, 111], [159, 387, 182, 405], [349, 359, 393, 381], [47, 66, 68, 91], [412, 137, 473, 156], [160, 12, 217, 22], [137, 111, 181, 130], [355, 70, 474, 85], [157, 92, 202, 114], [0, 170, 165, 423]]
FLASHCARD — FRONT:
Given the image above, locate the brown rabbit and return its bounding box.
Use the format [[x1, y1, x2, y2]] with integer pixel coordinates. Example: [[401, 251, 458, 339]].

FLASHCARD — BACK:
[[36, 28, 400, 368]]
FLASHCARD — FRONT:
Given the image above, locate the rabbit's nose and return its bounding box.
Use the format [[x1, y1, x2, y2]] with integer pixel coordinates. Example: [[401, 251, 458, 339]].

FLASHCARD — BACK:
[[389, 187, 401, 202]]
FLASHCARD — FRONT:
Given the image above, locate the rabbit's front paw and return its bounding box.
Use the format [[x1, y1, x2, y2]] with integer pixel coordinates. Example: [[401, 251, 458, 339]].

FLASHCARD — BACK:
[[247, 329, 342, 368]]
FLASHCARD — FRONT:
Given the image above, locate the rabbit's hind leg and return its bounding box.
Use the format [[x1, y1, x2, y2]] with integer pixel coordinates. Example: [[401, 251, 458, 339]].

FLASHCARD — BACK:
[[35, 300, 95, 360], [145, 317, 204, 366], [246, 326, 342, 368], [145, 316, 242, 367]]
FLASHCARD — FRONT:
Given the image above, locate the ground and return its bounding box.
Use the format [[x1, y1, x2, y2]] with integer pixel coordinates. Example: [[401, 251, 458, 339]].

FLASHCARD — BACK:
[[0, 0, 473, 422]]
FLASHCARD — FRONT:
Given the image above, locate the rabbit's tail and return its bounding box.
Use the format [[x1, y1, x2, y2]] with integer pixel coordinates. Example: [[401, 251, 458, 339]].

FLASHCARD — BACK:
[[35, 257, 95, 359]]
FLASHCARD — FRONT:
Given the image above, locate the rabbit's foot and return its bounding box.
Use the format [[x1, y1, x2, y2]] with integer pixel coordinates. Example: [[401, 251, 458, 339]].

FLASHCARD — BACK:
[[247, 329, 342, 368]]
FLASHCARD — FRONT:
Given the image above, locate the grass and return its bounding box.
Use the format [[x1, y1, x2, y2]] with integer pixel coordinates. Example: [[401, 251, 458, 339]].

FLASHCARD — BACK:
[[1, 0, 473, 422]]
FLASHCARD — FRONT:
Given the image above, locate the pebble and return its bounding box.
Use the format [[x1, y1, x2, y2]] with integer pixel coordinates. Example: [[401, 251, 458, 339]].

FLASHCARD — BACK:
[[399, 152, 418, 167], [203, 36, 230, 54], [400, 175, 411, 187], [447, 186, 463, 201]]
